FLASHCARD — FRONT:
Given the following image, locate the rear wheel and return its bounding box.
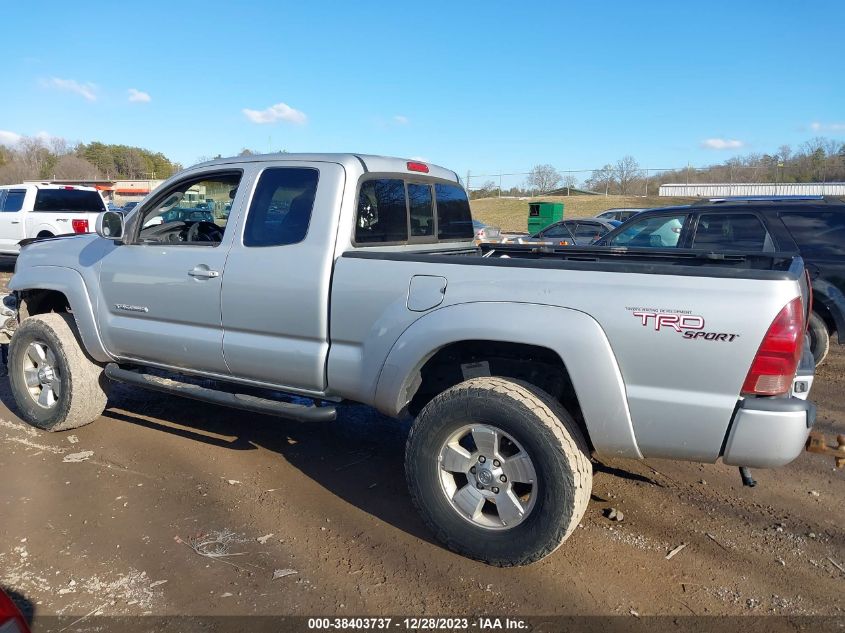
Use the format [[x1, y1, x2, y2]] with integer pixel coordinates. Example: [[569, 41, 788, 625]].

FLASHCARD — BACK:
[[405, 377, 592, 566], [808, 311, 830, 366], [8, 313, 107, 431]]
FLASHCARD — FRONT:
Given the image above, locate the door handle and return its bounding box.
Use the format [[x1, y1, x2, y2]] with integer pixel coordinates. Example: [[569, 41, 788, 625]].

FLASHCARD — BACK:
[[188, 267, 220, 279], [10, 221, 20, 224]]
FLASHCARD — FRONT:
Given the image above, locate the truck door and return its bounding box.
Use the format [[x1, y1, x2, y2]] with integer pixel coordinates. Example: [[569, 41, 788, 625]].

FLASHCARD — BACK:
[[96, 171, 246, 375], [220, 162, 344, 392], [0, 188, 28, 252]]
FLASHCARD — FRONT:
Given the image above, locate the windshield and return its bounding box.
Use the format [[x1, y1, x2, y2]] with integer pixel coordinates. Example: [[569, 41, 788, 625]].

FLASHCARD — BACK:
[[34, 189, 106, 213]]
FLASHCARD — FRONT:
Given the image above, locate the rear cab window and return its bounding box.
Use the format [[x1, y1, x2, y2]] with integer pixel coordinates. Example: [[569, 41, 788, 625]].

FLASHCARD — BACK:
[[34, 188, 105, 213], [353, 178, 473, 245], [692, 213, 772, 252]]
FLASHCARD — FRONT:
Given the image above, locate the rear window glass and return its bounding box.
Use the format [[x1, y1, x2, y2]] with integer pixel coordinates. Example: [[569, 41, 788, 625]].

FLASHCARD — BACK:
[[1, 190, 25, 212], [781, 212, 845, 257], [34, 189, 105, 212], [408, 183, 434, 238], [355, 179, 408, 243], [244, 168, 319, 247], [692, 213, 769, 251], [435, 184, 473, 240]]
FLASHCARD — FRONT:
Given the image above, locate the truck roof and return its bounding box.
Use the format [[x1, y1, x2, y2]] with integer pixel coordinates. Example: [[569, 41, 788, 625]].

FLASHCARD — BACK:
[[190, 152, 461, 183], [1, 182, 101, 192]]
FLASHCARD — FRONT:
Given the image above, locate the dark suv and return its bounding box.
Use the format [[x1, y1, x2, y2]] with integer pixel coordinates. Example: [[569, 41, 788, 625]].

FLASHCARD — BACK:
[[595, 196, 845, 365]]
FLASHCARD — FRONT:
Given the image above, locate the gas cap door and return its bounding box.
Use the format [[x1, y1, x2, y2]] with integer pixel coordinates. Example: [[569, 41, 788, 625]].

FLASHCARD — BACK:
[[407, 275, 447, 312]]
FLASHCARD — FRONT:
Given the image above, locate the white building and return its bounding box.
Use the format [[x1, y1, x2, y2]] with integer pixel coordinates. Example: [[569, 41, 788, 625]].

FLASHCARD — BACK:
[[659, 182, 845, 197]]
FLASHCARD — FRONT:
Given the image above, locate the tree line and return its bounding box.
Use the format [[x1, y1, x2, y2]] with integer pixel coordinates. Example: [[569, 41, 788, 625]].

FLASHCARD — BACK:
[[0, 136, 182, 185], [470, 136, 845, 198]]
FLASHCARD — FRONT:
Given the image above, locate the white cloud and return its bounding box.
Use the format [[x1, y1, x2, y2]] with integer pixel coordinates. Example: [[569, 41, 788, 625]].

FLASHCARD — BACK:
[[701, 138, 745, 150], [42, 77, 97, 101], [393, 115, 409, 125], [0, 130, 22, 146], [242, 102, 307, 125], [810, 121, 845, 132], [127, 88, 151, 103]]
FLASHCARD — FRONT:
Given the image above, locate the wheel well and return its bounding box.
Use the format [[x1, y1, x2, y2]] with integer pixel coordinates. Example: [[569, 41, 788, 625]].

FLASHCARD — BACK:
[[36, 231, 54, 238], [812, 298, 837, 336], [17, 289, 71, 320], [407, 340, 590, 448]]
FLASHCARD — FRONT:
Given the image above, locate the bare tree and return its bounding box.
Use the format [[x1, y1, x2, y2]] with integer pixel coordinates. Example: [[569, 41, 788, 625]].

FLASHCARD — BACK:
[[51, 155, 101, 179], [586, 164, 616, 195], [614, 155, 644, 195], [526, 164, 561, 194]]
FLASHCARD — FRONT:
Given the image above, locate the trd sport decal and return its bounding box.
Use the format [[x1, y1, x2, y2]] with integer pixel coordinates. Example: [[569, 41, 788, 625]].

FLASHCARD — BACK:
[[628, 309, 740, 342]]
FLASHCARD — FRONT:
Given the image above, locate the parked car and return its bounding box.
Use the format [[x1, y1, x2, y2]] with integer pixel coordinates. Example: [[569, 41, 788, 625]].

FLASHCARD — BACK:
[[4, 155, 815, 566], [472, 219, 502, 244], [595, 208, 646, 222], [122, 201, 139, 212], [107, 202, 123, 212], [0, 183, 106, 254], [595, 196, 845, 364], [505, 218, 618, 246]]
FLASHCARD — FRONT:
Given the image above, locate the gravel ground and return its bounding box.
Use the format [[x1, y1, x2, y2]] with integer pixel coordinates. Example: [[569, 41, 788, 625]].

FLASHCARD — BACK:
[[0, 262, 842, 623]]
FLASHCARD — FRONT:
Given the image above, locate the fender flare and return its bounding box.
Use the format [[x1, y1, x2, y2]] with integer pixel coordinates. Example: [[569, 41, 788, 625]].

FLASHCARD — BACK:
[[9, 265, 112, 363], [811, 279, 845, 344], [373, 302, 641, 459]]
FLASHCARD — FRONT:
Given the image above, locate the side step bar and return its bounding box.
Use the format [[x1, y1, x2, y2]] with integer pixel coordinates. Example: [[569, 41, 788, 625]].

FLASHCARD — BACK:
[[104, 363, 337, 423]]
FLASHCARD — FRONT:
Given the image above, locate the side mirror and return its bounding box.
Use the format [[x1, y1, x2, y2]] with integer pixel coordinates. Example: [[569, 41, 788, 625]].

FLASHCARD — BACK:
[[95, 211, 124, 240]]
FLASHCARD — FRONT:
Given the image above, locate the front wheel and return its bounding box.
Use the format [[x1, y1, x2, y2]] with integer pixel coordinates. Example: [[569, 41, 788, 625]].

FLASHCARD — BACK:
[[405, 377, 592, 566], [8, 313, 107, 431]]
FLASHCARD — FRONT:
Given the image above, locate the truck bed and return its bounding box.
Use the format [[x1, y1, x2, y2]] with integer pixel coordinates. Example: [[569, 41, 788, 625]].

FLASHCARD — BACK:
[[344, 244, 803, 281]]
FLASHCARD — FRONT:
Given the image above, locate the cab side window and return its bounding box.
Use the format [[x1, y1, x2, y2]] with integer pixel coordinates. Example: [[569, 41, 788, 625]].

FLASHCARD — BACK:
[[138, 174, 241, 245], [1, 190, 26, 212], [692, 213, 770, 251], [244, 168, 319, 247]]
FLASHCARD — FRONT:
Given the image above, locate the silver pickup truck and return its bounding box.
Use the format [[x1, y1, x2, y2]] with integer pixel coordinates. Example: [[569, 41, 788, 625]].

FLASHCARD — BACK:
[[5, 153, 817, 566]]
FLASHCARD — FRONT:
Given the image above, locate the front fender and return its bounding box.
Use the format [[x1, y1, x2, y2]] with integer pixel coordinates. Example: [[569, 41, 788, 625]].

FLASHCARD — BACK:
[[9, 266, 112, 363], [373, 302, 641, 459]]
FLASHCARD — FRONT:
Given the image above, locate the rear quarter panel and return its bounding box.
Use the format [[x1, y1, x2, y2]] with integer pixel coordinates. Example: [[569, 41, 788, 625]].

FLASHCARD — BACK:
[[329, 254, 801, 462]]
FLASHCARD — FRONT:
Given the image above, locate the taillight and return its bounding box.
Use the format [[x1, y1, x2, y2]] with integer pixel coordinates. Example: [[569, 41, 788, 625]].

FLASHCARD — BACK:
[[0, 588, 30, 633], [407, 161, 429, 173], [72, 219, 89, 233], [741, 297, 804, 396]]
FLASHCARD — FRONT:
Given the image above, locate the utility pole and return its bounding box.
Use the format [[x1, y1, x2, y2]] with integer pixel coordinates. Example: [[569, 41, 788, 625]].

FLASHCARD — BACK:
[[465, 170, 471, 193]]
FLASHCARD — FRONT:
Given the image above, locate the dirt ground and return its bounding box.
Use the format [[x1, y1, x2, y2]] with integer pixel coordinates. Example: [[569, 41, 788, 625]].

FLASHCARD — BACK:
[[0, 260, 843, 623]]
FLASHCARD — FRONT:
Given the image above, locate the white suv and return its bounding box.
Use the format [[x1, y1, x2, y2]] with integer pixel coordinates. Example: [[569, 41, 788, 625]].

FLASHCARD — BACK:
[[0, 183, 107, 254]]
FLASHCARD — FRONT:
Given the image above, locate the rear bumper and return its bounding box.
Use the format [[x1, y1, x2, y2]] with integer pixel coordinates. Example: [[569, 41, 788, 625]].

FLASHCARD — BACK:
[[722, 397, 816, 468], [722, 341, 816, 468]]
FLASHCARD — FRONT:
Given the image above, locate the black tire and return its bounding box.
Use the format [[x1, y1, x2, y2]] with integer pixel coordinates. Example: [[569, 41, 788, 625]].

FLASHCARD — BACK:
[[8, 313, 107, 431], [808, 311, 830, 367], [405, 377, 592, 566]]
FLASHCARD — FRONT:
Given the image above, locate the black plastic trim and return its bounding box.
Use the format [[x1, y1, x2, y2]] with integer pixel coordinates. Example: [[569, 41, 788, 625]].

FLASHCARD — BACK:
[[342, 248, 802, 281], [104, 364, 336, 422]]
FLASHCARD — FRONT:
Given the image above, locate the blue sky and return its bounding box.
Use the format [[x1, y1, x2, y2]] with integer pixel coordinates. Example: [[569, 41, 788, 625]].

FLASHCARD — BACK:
[[1, 0, 843, 186]]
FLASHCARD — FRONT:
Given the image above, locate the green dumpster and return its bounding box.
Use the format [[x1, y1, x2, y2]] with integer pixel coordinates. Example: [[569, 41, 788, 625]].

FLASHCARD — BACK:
[[527, 202, 564, 234]]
